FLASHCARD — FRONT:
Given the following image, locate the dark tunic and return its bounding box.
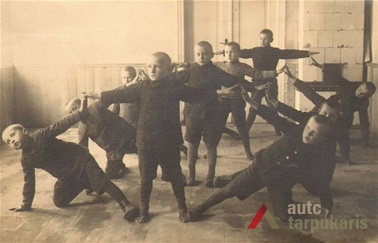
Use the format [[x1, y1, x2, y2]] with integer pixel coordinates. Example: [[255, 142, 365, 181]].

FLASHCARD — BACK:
[[20, 112, 107, 208], [240, 46, 309, 85], [78, 100, 136, 160], [100, 75, 214, 149]]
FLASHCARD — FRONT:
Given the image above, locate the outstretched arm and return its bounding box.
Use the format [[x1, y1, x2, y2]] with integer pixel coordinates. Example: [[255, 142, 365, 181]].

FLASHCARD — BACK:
[[244, 64, 286, 80], [284, 66, 326, 107], [278, 49, 318, 59], [41, 97, 89, 139], [241, 88, 296, 133], [264, 84, 311, 123]]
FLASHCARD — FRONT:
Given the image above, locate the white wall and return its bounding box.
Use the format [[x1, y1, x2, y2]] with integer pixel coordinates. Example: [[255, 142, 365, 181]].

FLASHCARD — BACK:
[[1, 1, 181, 66]]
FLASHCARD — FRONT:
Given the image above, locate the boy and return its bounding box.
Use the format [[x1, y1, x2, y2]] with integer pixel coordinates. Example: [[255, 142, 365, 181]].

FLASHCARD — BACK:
[[214, 41, 285, 160], [65, 97, 137, 179], [310, 58, 376, 149], [285, 62, 376, 164], [84, 52, 237, 223], [2, 97, 139, 222], [181, 41, 262, 187], [240, 29, 319, 135], [189, 91, 335, 222], [111, 66, 141, 128]]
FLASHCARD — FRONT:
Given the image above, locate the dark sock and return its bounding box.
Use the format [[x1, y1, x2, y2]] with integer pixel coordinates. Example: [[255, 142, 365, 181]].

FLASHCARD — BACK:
[[140, 180, 153, 215]]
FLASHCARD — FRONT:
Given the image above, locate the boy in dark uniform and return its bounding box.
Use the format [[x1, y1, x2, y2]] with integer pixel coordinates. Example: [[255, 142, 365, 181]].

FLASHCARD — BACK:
[[2, 97, 139, 222], [189, 90, 335, 222], [85, 52, 238, 223], [240, 29, 319, 135], [181, 41, 260, 187], [214, 41, 285, 160], [285, 62, 376, 164], [65, 98, 137, 179]]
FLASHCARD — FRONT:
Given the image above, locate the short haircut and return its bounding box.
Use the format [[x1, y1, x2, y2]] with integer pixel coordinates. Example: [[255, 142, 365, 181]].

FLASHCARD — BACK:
[[121, 66, 137, 78], [260, 29, 274, 38], [321, 97, 341, 111], [151, 52, 172, 66], [2, 124, 25, 142], [64, 98, 81, 113], [226, 41, 241, 51], [196, 41, 213, 53], [309, 114, 334, 139], [363, 82, 377, 94]]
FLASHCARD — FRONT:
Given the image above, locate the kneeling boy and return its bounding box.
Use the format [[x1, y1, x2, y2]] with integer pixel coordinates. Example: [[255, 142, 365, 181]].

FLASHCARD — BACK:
[[2, 97, 139, 222]]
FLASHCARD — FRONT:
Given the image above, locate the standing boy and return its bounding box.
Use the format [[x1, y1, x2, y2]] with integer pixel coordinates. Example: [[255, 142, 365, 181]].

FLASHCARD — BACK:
[[214, 41, 285, 160], [182, 41, 261, 187], [2, 97, 139, 222], [85, 52, 237, 223], [240, 29, 319, 135], [111, 66, 141, 128]]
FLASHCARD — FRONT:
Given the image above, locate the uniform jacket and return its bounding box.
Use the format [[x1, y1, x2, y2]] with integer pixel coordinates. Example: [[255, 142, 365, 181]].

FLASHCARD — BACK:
[[252, 105, 333, 210], [78, 100, 136, 152], [20, 111, 90, 208], [214, 61, 277, 100], [101, 75, 216, 149], [240, 46, 309, 85], [111, 102, 140, 128], [181, 62, 255, 120]]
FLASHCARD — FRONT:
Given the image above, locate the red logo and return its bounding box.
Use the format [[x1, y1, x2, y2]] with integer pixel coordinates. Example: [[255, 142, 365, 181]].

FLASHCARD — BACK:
[[248, 203, 280, 229]]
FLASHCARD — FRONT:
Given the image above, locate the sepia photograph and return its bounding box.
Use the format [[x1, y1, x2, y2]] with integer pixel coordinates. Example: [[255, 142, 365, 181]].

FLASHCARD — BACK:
[[1, 0, 377, 242]]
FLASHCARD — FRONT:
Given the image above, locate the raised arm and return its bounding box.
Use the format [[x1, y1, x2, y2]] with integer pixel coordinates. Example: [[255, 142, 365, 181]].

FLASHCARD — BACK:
[[276, 102, 311, 124], [256, 105, 296, 134], [41, 97, 88, 138], [77, 122, 89, 147], [284, 66, 326, 107], [241, 88, 296, 133]]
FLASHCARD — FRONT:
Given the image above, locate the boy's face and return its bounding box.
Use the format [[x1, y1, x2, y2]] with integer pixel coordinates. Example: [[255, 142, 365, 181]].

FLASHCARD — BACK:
[[259, 33, 273, 47], [355, 83, 373, 99], [67, 103, 80, 114], [302, 117, 327, 145], [195, 45, 213, 66], [318, 103, 339, 123], [121, 71, 136, 85], [3, 128, 28, 150], [147, 55, 171, 81], [224, 45, 240, 63]]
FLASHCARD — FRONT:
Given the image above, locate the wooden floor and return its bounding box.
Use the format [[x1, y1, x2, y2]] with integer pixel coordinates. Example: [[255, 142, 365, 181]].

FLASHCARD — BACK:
[[0, 124, 377, 243]]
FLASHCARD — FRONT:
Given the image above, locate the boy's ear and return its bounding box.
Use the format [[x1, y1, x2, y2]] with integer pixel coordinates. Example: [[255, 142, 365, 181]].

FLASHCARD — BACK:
[[270, 37, 274, 43], [22, 128, 28, 135]]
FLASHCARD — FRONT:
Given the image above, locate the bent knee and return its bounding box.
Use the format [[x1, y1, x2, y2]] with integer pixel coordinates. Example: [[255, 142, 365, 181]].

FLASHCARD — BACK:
[[53, 197, 71, 208]]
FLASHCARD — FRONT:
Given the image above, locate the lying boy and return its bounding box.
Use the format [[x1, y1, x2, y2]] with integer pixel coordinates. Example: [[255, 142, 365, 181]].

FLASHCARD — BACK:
[[2, 97, 139, 222], [285, 62, 376, 164], [189, 90, 335, 222], [310, 58, 376, 150], [65, 97, 137, 179], [215, 41, 285, 160], [85, 52, 238, 223]]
